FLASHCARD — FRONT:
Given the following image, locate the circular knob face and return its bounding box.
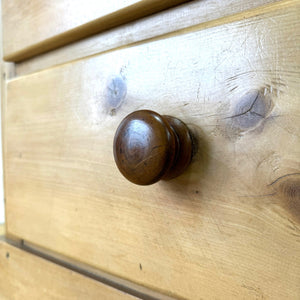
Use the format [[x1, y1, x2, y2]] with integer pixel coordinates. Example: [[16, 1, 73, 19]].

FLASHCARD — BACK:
[[113, 110, 177, 185]]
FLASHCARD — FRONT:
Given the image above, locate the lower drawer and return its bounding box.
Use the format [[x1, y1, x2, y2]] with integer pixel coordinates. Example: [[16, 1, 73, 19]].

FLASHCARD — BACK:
[[4, 1, 300, 299], [0, 241, 136, 299]]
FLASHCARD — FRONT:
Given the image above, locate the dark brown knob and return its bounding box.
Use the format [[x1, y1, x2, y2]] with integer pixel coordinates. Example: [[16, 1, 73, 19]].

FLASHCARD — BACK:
[[113, 110, 193, 185]]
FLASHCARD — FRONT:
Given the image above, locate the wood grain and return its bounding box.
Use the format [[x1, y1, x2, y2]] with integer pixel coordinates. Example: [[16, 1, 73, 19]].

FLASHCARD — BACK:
[[5, 1, 300, 299], [0, 224, 4, 236], [2, 0, 188, 62], [15, 0, 282, 76], [0, 241, 137, 299], [1, 63, 15, 236], [1, 0, 15, 227]]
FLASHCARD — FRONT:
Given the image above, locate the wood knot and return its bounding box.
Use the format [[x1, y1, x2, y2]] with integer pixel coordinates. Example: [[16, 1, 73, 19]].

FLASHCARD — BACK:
[[105, 75, 127, 115], [279, 180, 300, 201], [226, 89, 273, 135], [270, 173, 300, 222]]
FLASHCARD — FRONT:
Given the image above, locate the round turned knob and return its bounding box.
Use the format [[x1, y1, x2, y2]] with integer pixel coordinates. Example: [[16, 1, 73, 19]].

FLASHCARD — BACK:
[[113, 110, 193, 185]]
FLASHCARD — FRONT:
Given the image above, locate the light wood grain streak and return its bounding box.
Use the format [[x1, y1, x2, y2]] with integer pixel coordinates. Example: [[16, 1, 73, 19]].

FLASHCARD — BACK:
[[1, 64, 14, 235], [3, 0, 189, 62], [5, 3, 300, 299], [0, 241, 137, 299], [0, 224, 4, 236], [1, 1, 15, 229], [16, 0, 282, 76]]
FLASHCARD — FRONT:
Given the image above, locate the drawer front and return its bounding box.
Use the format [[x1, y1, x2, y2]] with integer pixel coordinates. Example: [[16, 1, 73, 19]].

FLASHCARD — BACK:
[[2, 0, 188, 62], [14, 0, 281, 76], [0, 241, 137, 299], [5, 1, 300, 299]]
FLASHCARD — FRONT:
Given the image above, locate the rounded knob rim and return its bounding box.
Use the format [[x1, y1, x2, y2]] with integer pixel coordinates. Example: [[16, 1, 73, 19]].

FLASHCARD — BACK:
[[113, 110, 177, 185]]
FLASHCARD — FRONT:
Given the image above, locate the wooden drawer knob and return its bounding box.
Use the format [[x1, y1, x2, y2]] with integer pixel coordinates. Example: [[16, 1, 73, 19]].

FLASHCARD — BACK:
[[113, 110, 193, 185]]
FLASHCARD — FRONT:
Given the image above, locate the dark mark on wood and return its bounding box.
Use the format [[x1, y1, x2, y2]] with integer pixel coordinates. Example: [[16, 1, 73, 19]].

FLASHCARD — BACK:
[[228, 90, 273, 129], [188, 128, 199, 161], [226, 89, 273, 136], [241, 284, 264, 298], [105, 75, 127, 115], [176, 124, 210, 187], [139, 263, 142, 270], [230, 86, 238, 92], [6, 252, 9, 258], [269, 173, 300, 222], [226, 90, 260, 118]]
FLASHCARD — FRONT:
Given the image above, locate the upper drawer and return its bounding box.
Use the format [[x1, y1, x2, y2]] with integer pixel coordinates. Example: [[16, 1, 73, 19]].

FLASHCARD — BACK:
[[2, 0, 188, 62], [4, 1, 300, 299]]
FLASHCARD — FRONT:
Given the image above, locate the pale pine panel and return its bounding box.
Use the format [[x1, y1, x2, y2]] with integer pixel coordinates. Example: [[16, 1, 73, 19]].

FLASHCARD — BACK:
[[16, 0, 282, 76], [5, 1, 300, 299], [0, 241, 137, 299], [2, 0, 188, 62]]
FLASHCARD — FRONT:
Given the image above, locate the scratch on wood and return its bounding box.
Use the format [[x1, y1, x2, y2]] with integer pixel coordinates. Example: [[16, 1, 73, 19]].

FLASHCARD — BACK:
[[241, 284, 264, 299], [239, 192, 277, 198], [268, 173, 300, 186]]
